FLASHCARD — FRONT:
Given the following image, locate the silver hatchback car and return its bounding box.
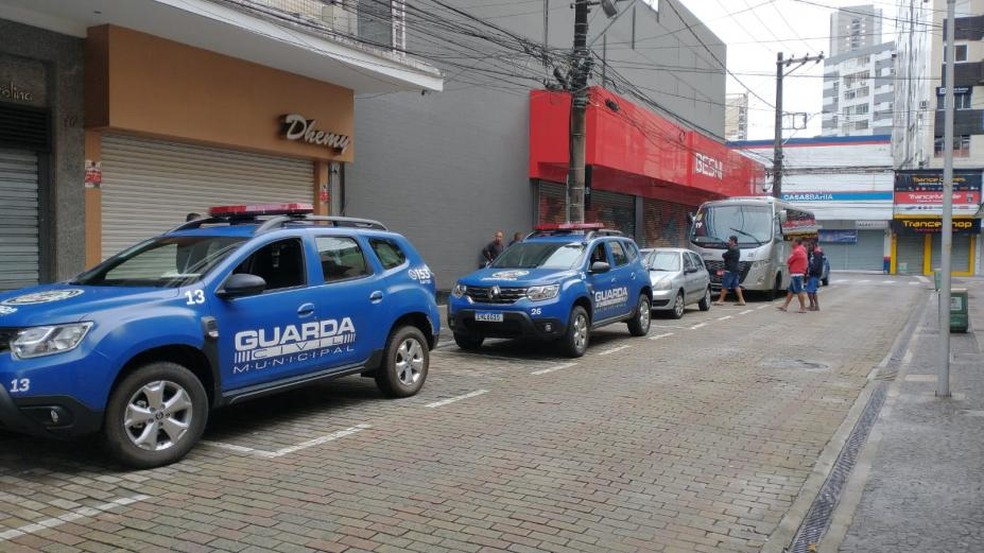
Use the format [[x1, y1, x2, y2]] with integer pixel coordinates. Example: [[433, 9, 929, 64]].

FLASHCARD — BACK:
[[641, 248, 712, 319]]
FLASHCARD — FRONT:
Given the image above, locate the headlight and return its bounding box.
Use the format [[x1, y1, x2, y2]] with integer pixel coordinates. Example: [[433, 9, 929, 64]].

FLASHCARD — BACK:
[[11, 323, 93, 359], [527, 284, 559, 301], [653, 277, 673, 291], [451, 283, 467, 299]]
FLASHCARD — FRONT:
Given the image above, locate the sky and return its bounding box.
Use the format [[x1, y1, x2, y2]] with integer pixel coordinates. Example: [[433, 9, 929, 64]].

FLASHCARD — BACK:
[[677, 0, 899, 141]]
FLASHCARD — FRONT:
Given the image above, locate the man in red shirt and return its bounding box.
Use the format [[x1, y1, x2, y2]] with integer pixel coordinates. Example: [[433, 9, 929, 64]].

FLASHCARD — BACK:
[[778, 238, 809, 313]]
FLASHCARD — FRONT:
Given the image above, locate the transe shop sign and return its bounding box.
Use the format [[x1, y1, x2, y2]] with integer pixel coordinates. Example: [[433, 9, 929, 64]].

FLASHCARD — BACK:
[[892, 218, 981, 234], [280, 114, 351, 154], [894, 170, 982, 217]]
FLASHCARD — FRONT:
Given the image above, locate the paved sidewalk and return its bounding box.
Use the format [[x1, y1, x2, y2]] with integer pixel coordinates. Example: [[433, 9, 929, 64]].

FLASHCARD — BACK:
[[826, 278, 984, 552]]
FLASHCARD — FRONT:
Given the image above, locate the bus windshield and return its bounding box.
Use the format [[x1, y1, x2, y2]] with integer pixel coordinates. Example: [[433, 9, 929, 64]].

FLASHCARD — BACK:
[[691, 204, 773, 248]]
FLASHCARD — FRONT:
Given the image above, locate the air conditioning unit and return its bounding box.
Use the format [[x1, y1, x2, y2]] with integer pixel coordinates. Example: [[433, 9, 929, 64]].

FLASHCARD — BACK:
[[322, 1, 357, 36]]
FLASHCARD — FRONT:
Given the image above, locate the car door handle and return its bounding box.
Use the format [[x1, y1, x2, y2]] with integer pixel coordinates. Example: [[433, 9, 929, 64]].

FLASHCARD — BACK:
[[370, 291, 384, 302], [297, 303, 316, 317]]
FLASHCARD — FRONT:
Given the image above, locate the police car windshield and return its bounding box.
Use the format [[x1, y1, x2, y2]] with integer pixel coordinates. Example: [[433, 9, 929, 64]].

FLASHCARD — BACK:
[[490, 242, 585, 269], [74, 236, 247, 287]]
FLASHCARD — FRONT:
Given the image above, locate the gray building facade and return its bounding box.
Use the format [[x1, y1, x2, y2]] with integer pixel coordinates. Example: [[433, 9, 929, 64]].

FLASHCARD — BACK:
[[0, 20, 85, 290], [346, 0, 726, 288]]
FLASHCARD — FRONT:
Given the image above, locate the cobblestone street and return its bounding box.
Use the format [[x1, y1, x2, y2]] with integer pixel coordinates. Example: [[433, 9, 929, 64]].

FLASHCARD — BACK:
[[0, 274, 923, 553]]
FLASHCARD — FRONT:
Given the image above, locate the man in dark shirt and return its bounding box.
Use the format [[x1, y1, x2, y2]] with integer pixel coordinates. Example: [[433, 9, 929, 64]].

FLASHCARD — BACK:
[[481, 230, 504, 266], [713, 235, 745, 306]]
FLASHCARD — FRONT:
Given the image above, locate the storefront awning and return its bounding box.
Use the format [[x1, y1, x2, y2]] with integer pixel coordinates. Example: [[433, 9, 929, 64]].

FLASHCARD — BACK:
[[529, 87, 765, 205]]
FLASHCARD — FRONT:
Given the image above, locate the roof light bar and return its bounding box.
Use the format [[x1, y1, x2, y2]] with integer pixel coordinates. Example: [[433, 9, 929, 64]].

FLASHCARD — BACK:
[[208, 203, 314, 217]]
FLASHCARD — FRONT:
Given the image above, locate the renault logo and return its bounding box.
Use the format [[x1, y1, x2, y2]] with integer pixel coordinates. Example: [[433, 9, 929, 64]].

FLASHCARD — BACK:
[[489, 285, 501, 299]]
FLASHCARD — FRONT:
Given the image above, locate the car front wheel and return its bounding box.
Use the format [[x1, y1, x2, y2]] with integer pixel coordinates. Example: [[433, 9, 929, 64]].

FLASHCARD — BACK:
[[560, 305, 590, 358], [376, 326, 429, 398], [627, 294, 651, 336], [103, 362, 208, 469], [453, 333, 484, 351], [670, 291, 685, 319]]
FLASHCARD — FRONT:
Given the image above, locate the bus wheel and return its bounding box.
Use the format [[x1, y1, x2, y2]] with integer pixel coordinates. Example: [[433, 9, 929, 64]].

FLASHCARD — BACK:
[[768, 274, 782, 301]]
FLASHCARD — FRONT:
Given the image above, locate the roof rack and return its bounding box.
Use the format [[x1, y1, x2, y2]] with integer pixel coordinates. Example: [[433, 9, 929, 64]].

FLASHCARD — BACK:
[[528, 227, 623, 240], [167, 214, 387, 235], [256, 215, 388, 233]]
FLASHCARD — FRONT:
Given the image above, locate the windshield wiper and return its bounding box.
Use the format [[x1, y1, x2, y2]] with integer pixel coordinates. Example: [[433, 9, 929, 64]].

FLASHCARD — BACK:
[[729, 227, 764, 246]]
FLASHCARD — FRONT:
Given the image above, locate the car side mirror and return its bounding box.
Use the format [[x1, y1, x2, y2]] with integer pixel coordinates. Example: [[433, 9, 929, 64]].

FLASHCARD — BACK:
[[217, 273, 267, 299], [590, 261, 611, 273]]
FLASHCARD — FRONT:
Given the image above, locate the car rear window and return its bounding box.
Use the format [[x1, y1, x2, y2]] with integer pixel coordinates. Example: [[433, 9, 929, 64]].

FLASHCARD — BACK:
[[369, 238, 407, 270]]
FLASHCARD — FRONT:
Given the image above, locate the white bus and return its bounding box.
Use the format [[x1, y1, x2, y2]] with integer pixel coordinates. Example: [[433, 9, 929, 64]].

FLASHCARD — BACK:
[[689, 196, 819, 299]]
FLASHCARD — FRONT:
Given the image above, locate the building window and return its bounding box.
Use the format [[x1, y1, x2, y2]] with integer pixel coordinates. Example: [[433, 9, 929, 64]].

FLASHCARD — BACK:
[[937, 91, 972, 110], [934, 135, 971, 157], [955, 44, 968, 62]]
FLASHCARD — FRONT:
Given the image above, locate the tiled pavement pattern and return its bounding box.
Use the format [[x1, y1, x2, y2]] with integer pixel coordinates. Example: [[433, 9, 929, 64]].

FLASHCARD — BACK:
[[833, 277, 984, 553], [0, 275, 922, 552]]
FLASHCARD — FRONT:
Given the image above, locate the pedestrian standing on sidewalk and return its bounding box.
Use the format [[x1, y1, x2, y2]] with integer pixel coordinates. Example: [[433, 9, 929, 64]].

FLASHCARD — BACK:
[[778, 238, 808, 313], [480, 230, 505, 267], [714, 235, 745, 306], [806, 245, 824, 311]]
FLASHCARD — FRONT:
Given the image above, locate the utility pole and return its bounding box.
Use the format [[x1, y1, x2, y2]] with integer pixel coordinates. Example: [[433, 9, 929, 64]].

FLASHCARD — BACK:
[[567, 0, 590, 223], [773, 52, 824, 198], [773, 52, 784, 198], [939, 0, 956, 398]]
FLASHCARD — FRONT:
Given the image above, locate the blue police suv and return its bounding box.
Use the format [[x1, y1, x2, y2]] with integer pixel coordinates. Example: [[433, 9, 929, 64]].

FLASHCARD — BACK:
[[0, 204, 440, 468], [448, 223, 652, 357]]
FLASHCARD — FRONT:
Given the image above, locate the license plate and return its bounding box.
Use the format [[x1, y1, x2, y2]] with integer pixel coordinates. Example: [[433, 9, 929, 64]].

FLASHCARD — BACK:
[[474, 312, 504, 322], [717, 269, 724, 277]]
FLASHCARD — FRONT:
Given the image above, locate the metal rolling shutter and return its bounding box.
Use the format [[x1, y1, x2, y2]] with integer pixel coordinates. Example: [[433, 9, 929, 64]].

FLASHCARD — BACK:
[[930, 234, 973, 273], [822, 230, 885, 271], [0, 149, 39, 290], [101, 135, 313, 259], [895, 234, 925, 275], [537, 181, 567, 225], [588, 190, 635, 237], [641, 198, 691, 248]]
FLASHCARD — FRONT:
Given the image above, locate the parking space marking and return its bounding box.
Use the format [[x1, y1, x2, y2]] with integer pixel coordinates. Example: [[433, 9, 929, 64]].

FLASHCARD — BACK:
[[690, 322, 708, 329], [201, 424, 372, 458], [531, 363, 578, 375], [915, 276, 930, 284], [717, 315, 732, 321], [740, 309, 755, 315], [649, 332, 674, 341], [598, 345, 631, 356], [270, 425, 372, 457], [426, 389, 488, 408], [881, 280, 895, 285], [757, 305, 768, 310], [0, 494, 150, 543]]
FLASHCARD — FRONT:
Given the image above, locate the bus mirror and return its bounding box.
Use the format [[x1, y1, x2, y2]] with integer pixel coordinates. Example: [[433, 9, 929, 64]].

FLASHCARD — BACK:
[[777, 210, 788, 224], [687, 212, 695, 224]]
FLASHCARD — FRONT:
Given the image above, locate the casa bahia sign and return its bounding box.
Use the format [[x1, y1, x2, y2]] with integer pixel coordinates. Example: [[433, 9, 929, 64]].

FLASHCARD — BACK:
[[280, 113, 351, 154]]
